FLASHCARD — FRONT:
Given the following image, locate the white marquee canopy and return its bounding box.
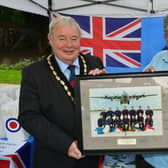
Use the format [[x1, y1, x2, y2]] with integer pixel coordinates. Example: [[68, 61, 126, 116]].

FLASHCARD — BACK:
[[0, 0, 168, 17]]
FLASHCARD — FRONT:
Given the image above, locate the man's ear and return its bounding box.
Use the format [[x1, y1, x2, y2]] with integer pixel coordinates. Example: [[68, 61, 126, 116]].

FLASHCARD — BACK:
[[48, 35, 52, 46], [48, 34, 50, 41]]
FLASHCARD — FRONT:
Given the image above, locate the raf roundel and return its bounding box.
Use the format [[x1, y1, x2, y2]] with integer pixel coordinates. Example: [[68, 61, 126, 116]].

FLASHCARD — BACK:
[[5, 118, 21, 132]]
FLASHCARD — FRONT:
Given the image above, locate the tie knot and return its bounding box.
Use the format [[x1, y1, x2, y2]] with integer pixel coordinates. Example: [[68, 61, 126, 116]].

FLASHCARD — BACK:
[[68, 65, 76, 73]]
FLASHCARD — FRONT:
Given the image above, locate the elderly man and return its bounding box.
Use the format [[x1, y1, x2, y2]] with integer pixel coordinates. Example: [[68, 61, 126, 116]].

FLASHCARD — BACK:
[[19, 15, 106, 168]]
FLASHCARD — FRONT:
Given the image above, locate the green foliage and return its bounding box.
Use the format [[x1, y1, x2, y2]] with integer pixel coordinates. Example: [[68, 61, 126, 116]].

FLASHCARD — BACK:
[[12, 59, 34, 70], [0, 70, 21, 84], [0, 59, 34, 70]]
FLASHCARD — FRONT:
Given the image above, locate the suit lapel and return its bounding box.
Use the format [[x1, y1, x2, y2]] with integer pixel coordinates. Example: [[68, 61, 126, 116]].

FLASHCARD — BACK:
[[46, 54, 88, 103]]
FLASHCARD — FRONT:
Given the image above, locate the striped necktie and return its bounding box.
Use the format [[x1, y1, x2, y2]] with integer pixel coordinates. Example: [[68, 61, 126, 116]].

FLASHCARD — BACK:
[[68, 65, 76, 87]]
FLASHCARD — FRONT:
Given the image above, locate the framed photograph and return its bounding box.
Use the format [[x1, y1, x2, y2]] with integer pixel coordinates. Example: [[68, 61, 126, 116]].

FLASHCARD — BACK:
[[74, 71, 168, 155]]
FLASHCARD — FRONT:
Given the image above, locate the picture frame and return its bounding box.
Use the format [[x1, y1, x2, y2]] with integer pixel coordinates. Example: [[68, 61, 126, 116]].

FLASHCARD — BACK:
[[74, 71, 168, 155]]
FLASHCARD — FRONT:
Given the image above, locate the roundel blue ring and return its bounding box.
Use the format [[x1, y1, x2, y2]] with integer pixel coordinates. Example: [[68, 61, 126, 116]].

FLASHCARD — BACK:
[[6, 118, 21, 132]]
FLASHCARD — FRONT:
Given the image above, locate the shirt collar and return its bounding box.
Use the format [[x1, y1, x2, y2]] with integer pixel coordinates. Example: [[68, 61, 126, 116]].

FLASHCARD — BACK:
[[162, 55, 168, 63], [54, 56, 79, 73]]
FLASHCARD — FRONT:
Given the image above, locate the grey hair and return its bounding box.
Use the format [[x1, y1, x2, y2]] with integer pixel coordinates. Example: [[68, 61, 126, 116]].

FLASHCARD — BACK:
[[48, 15, 81, 36]]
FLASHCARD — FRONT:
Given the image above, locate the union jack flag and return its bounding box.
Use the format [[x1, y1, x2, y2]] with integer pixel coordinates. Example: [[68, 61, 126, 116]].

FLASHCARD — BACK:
[[80, 16, 142, 68], [52, 13, 141, 68]]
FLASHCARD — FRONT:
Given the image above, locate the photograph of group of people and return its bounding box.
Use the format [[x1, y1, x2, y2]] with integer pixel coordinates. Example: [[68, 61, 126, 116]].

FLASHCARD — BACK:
[[97, 106, 154, 134], [89, 86, 163, 137], [92, 103, 163, 137]]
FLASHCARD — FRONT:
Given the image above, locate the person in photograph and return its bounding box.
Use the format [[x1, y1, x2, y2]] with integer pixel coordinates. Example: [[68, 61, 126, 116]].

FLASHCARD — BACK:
[[122, 106, 129, 118], [137, 111, 145, 131], [97, 114, 105, 128], [96, 114, 105, 135], [129, 106, 137, 118], [145, 106, 153, 119], [137, 106, 144, 120], [130, 114, 137, 131], [106, 107, 114, 119], [100, 109, 107, 119], [114, 115, 123, 130], [115, 107, 121, 119], [18, 15, 106, 168], [144, 106, 154, 130], [122, 114, 130, 131], [145, 114, 154, 130], [105, 115, 115, 132]]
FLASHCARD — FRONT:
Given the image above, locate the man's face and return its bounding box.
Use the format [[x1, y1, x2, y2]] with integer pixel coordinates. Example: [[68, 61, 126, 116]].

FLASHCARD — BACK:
[[48, 23, 80, 64]]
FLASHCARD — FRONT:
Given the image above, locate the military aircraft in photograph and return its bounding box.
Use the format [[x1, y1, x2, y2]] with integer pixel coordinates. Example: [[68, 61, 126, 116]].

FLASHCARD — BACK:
[[90, 91, 158, 104]]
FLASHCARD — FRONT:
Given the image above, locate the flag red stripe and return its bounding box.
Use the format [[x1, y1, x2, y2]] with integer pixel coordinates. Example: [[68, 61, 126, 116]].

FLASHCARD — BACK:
[[6, 154, 24, 168], [113, 52, 141, 66], [0, 160, 10, 168], [107, 19, 141, 37], [80, 49, 90, 53], [81, 39, 140, 50]]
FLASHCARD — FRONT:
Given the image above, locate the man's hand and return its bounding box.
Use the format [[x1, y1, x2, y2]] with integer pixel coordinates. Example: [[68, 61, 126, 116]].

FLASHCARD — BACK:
[[144, 66, 155, 72], [67, 141, 85, 160], [88, 68, 107, 75]]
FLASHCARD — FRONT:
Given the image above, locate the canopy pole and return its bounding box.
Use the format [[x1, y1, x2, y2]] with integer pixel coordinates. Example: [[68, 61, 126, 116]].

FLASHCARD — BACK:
[[29, 0, 48, 11], [149, 0, 155, 14], [48, 0, 52, 21]]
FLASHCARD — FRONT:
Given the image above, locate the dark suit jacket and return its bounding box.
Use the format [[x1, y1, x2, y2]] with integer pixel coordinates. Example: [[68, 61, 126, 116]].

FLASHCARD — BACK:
[[19, 54, 104, 168]]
